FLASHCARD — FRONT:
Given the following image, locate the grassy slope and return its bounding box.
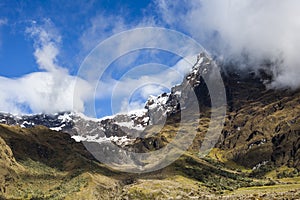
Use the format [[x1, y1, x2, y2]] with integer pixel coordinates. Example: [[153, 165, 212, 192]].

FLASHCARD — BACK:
[[0, 120, 299, 199]]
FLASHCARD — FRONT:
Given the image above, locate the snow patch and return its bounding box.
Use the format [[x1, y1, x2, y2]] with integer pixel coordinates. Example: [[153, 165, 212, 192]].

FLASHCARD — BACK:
[[50, 127, 63, 131], [71, 135, 131, 146], [115, 121, 145, 131], [58, 113, 72, 123], [128, 109, 147, 118]]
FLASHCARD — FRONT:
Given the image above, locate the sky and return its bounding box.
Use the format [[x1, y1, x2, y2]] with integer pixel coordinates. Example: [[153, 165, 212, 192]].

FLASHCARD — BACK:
[[0, 0, 299, 117]]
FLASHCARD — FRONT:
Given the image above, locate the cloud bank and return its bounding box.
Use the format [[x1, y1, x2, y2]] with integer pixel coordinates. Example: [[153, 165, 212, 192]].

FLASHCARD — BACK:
[[1, 17, 191, 115], [0, 20, 92, 114], [2, 1, 299, 116], [156, 0, 300, 89]]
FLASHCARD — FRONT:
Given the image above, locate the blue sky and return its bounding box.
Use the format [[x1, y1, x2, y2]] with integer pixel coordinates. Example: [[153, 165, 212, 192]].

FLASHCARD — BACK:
[[0, 0, 196, 117], [0, 0, 153, 77], [0, 1, 299, 117], [0, 0, 164, 116]]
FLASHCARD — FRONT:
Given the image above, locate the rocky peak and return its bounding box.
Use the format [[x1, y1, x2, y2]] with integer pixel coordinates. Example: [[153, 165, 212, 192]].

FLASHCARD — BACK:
[[144, 52, 216, 124], [0, 52, 216, 146]]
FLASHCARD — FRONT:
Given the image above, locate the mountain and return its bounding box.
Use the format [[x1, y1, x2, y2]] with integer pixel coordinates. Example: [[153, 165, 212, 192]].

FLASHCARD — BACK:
[[1, 123, 298, 200], [216, 69, 300, 171], [0, 52, 299, 199]]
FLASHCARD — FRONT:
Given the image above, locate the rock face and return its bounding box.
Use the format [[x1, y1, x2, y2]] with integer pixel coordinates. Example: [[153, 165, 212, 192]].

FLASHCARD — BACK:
[[144, 52, 219, 122], [0, 52, 215, 143], [217, 69, 300, 170], [135, 53, 300, 171], [0, 111, 149, 146], [0, 52, 299, 171]]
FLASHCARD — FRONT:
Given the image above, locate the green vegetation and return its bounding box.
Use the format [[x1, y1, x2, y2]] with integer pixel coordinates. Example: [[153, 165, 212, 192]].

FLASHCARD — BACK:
[[0, 111, 299, 200]]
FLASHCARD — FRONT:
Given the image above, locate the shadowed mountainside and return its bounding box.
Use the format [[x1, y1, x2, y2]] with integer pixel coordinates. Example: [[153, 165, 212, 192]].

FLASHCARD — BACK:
[[0, 54, 300, 199], [1, 122, 299, 200]]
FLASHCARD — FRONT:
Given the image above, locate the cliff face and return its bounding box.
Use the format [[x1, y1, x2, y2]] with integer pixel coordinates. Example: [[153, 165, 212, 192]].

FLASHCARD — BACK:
[[0, 52, 299, 171], [217, 69, 300, 170], [127, 53, 300, 171], [0, 52, 299, 199]]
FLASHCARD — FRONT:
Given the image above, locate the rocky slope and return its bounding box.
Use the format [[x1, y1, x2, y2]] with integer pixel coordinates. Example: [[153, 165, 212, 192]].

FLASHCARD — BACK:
[[0, 52, 299, 199], [0, 51, 299, 172], [1, 123, 299, 200], [216, 69, 300, 171], [0, 52, 215, 137], [0, 111, 147, 143]]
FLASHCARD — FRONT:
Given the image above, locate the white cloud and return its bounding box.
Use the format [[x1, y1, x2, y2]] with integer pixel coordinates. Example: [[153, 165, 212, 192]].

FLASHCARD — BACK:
[[0, 20, 93, 114], [120, 98, 146, 113], [0, 18, 7, 49], [0, 72, 92, 114], [26, 19, 63, 73], [156, 0, 300, 89]]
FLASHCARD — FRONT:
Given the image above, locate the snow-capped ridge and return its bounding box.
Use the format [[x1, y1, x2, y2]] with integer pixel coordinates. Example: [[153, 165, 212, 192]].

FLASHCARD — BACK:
[[0, 52, 214, 146]]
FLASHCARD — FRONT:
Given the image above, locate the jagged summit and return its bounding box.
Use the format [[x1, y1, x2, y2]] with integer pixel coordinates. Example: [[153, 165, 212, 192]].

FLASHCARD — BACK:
[[1, 51, 298, 171], [0, 52, 215, 144], [0, 111, 147, 146], [0, 51, 300, 198]]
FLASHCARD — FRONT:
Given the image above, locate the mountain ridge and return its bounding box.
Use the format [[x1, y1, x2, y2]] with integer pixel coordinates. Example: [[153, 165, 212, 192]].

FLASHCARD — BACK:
[[0, 51, 299, 171], [0, 52, 299, 199]]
